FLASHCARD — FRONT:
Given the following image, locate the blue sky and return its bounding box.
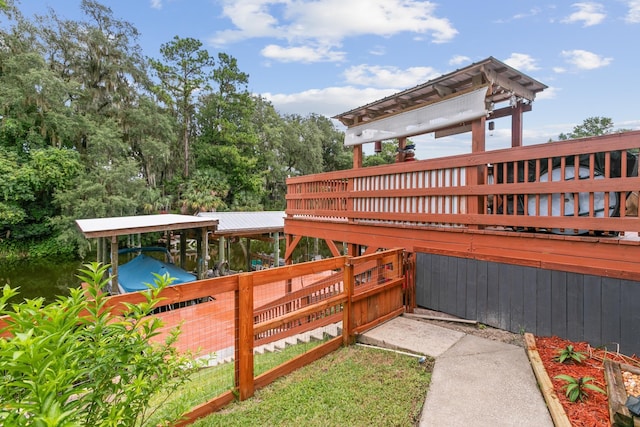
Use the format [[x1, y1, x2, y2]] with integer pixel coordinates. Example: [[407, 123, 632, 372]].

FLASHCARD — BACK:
[[14, 0, 640, 159]]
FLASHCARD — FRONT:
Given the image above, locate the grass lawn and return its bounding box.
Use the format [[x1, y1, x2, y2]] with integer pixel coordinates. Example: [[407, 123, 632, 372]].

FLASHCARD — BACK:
[[144, 338, 329, 426], [190, 345, 433, 427]]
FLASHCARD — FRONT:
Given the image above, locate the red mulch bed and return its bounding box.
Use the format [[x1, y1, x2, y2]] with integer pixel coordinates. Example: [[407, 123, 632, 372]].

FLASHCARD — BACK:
[[536, 335, 640, 426]]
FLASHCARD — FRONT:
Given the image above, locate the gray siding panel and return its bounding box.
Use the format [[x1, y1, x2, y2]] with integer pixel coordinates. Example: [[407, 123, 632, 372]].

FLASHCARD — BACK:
[[509, 265, 524, 334], [445, 256, 457, 315], [536, 269, 552, 336], [430, 254, 440, 310], [486, 263, 500, 326], [438, 255, 449, 312], [522, 267, 537, 334], [415, 253, 430, 308], [551, 270, 567, 338], [414, 252, 640, 356], [583, 275, 602, 345], [601, 278, 621, 349], [476, 261, 488, 322], [621, 280, 640, 355], [456, 258, 467, 318], [465, 260, 478, 320], [498, 264, 514, 330], [566, 274, 584, 342]]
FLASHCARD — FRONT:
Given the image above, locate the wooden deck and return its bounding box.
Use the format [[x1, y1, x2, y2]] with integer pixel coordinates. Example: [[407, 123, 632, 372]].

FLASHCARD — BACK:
[[284, 131, 640, 281]]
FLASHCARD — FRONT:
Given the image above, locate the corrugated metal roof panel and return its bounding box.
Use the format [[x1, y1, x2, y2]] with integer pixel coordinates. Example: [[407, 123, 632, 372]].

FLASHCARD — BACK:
[[198, 211, 285, 236], [75, 214, 219, 239]]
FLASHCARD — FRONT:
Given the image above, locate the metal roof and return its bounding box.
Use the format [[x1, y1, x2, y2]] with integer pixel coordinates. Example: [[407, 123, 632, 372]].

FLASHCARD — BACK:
[[332, 56, 547, 128], [76, 212, 285, 240], [198, 211, 285, 237], [75, 214, 219, 239]]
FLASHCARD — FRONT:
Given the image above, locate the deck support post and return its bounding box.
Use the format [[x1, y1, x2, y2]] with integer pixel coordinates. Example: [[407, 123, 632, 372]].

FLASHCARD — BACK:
[[201, 228, 209, 279], [219, 236, 225, 264], [273, 232, 280, 267], [110, 235, 119, 294], [246, 237, 252, 272], [352, 145, 363, 169], [180, 232, 187, 269], [511, 102, 524, 147], [97, 237, 102, 264], [236, 273, 254, 400], [343, 259, 354, 345], [469, 117, 486, 229]]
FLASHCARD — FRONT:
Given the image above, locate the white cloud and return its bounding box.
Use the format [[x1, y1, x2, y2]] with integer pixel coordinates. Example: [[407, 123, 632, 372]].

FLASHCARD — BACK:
[[535, 86, 559, 100], [562, 2, 606, 26], [513, 8, 542, 20], [494, 8, 541, 23], [626, 0, 640, 23], [342, 65, 440, 89], [503, 53, 540, 71], [262, 86, 398, 117], [210, 0, 457, 62], [617, 119, 640, 130], [560, 49, 612, 70], [448, 55, 470, 66], [261, 44, 346, 63], [369, 45, 386, 56], [150, 0, 162, 9]]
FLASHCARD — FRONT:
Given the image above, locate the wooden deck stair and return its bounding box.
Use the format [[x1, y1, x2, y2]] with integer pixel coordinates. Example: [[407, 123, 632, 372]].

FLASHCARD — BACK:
[[254, 321, 343, 355], [197, 322, 342, 367]]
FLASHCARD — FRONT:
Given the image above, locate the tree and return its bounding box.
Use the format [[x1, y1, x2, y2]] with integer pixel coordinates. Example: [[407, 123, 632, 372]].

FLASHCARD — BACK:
[[194, 52, 262, 210], [251, 96, 289, 209], [312, 114, 351, 172], [280, 114, 323, 176], [179, 169, 229, 214], [558, 116, 614, 140], [363, 140, 400, 167], [150, 36, 214, 179], [122, 95, 176, 188]]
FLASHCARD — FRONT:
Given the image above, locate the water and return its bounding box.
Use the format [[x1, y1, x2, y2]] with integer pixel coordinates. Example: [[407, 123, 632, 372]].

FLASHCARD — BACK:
[[0, 244, 255, 304], [0, 259, 85, 304]]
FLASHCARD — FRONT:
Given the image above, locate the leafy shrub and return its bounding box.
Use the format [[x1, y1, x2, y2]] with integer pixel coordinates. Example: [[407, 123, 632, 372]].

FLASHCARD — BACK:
[[0, 262, 197, 426], [554, 344, 587, 364], [554, 375, 605, 402]]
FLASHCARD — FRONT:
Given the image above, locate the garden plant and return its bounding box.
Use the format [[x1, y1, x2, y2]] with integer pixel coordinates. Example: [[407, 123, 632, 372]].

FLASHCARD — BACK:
[[0, 263, 197, 427]]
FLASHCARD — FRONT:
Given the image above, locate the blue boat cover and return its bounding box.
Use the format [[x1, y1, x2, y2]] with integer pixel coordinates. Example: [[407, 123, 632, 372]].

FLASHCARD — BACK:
[[117, 253, 196, 293]]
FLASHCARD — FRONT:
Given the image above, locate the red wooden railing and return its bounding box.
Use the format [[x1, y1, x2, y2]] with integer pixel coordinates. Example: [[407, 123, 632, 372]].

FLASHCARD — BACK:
[[0, 250, 408, 425], [286, 131, 640, 236]]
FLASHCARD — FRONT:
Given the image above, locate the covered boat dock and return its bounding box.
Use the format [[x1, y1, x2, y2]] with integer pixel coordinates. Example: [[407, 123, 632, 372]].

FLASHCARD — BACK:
[[76, 212, 286, 293], [76, 214, 219, 294], [197, 211, 285, 272]]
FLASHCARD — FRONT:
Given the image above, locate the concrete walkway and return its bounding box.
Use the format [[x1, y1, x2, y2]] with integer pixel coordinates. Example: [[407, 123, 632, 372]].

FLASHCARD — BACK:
[[358, 315, 553, 427]]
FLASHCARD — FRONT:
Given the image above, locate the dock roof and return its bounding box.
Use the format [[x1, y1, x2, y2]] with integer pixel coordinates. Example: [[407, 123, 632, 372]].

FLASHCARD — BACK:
[[198, 211, 285, 237], [75, 214, 219, 239]]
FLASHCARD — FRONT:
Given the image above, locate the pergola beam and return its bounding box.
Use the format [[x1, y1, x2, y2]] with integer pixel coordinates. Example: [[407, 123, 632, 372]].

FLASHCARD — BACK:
[[483, 68, 536, 102]]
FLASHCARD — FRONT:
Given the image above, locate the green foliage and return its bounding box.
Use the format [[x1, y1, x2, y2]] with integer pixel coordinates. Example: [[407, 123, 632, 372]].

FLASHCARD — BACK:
[[558, 116, 614, 140], [554, 345, 587, 364], [554, 375, 605, 402], [179, 169, 230, 214], [0, 262, 198, 426], [363, 140, 399, 167], [150, 36, 215, 179], [0, 146, 82, 245], [0, 1, 349, 258]]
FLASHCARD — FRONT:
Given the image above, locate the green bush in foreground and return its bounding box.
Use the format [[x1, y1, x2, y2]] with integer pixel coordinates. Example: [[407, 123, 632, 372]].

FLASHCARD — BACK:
[[0, 262, 197, 427]]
